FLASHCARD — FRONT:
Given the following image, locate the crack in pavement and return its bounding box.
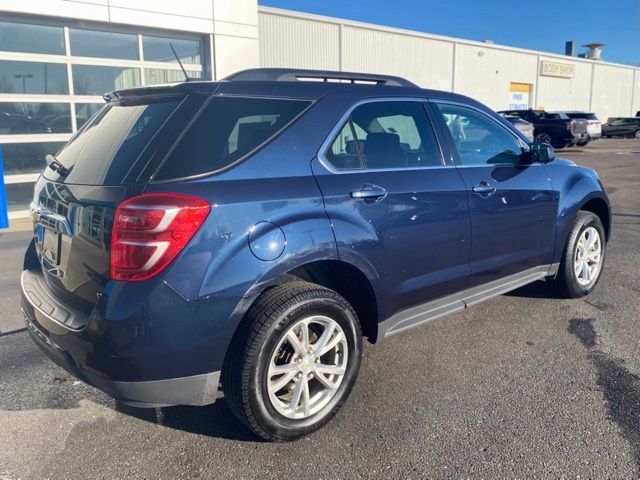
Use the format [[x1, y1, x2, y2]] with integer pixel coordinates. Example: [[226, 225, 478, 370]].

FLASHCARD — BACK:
[[569, 318, 640, 472]]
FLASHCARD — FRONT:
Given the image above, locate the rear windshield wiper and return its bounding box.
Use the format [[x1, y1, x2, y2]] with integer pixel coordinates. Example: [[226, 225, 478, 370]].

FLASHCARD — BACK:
[[45, 154, 72, 177]]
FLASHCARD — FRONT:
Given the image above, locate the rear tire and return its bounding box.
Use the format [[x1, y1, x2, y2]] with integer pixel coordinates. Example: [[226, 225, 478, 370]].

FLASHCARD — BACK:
[[551, 211, 606, 298], [577, 140, 590, 147], [223, 282, 362, 441]]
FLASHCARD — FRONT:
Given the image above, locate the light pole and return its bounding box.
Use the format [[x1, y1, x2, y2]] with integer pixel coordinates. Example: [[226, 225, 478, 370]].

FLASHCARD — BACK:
[[14, 73, 33, 94]]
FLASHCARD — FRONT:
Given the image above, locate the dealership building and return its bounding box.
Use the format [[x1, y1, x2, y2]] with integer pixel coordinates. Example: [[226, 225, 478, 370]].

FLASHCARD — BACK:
[[1, 0, 639, 219]]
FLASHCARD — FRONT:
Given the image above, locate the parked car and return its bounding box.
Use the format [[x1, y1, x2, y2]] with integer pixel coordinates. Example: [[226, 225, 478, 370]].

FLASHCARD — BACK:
[[500, 113, 534, 141], [602, 117, 640, 139], [22, 68, 610, 441], [562, 112, 602, 145], [497, 109, 587, 148]]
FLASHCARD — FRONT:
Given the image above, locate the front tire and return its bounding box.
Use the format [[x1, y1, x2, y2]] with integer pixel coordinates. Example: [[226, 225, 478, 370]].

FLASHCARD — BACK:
[[224, 282, 362, 441], [551, 211, 606, 298], [634, 130, 640, 139]]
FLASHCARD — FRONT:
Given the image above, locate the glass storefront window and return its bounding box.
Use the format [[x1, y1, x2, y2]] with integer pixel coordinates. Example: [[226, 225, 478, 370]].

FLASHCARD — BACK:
[[144, 68, 202, 85], [0, 60, 68, 95], [69, 28, 138, 60], [0, 21, 64, 55], [72, 65, 141, 96], [142, 35, 201, 64], [0, 141, 65, 175], [75, 103, 104, 129], [5, 181, 35, 213], [0, 103, 72, 134]]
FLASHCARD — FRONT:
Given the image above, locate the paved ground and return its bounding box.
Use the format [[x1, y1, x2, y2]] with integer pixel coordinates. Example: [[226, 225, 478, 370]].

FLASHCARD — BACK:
[[1, 139, 639, 479]]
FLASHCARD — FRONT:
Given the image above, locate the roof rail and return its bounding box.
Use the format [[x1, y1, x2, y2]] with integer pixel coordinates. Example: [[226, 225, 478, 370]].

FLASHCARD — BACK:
[[222, 68, 418, 88]]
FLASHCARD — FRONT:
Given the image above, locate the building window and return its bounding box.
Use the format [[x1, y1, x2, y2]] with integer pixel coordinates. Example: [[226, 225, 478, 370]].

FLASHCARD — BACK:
[[144, 68, 202, 85], [72, 65, 141, 95], [0, 103, 72, 134], [0, 20, 64, 55], [0, 60, 69, 95], [0, 18, 206, 218], [142, 35, 201, 64], [0, 141, 65, 175], [69, 28, 139, 60]]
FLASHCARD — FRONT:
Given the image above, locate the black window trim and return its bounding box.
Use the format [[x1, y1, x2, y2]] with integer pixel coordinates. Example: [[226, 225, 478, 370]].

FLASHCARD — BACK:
[[149, 94, 316, 183], [431, 99, 531, 169], [317, 97, 449, 174]]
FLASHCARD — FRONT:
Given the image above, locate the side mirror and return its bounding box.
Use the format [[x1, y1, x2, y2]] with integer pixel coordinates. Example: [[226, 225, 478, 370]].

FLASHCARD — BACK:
[[528, 142, 555, 163]]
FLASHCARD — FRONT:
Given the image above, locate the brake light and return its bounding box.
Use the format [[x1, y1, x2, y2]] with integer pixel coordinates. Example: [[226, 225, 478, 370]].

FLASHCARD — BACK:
[[110, 193, 210, 282], [567, 121, 574, 131]]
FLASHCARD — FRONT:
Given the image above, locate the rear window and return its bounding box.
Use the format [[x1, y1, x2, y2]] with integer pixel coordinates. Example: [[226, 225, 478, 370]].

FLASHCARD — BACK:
[[48, 97, 182, 185], [155, 96, 311, 180]]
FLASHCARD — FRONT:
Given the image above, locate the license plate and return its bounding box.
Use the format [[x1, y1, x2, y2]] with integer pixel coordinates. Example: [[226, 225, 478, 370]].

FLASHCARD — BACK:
[[40, 227, 60, 265]]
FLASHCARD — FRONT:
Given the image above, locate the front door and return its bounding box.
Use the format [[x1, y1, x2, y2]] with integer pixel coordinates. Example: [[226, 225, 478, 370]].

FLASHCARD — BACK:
[[432, 102, 557, 287], [312, 100, 471, 320]]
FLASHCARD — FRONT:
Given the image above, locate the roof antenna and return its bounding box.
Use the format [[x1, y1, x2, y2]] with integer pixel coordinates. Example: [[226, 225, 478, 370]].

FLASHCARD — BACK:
[[169, 42, 191, 82]]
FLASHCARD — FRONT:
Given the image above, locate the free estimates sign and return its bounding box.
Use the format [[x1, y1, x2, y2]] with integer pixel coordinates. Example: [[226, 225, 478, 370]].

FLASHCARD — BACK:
[[508, 83, 532, 109]]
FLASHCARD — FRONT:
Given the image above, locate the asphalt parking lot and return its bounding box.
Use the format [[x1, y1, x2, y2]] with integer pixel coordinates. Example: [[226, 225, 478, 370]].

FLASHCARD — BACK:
[[1, 138, 639, 479]]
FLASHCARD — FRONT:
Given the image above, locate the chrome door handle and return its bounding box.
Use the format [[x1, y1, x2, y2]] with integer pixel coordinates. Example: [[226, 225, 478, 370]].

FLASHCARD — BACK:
[[472, 182, 496, 197], [350, 185, 387, 202]]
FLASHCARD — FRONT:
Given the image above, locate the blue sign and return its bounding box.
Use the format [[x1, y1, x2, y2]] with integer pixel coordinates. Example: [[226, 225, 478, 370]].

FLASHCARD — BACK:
[[0, 148, 9, 229]]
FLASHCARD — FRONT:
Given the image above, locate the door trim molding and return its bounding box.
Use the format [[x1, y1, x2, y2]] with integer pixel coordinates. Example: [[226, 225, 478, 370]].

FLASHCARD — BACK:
[[378, 263, 559, 339]]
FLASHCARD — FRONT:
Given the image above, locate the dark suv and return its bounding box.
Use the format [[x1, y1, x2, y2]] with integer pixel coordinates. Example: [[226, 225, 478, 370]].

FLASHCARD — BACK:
[[22, 69, 610, 441]]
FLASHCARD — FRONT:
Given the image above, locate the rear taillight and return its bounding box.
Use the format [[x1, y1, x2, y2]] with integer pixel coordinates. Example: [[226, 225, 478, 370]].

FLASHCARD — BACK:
[[110, 193, 210, 282], [567, 121, 574, 131]]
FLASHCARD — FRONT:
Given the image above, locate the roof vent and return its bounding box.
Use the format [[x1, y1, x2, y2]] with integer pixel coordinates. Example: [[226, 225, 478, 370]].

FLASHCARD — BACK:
[[583, 43, 605, 60]]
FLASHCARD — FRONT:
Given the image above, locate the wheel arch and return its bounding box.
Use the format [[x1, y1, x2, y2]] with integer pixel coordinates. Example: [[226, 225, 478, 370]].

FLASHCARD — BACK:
[[579, 196, 611, 241], [243, 259, 380, 343]]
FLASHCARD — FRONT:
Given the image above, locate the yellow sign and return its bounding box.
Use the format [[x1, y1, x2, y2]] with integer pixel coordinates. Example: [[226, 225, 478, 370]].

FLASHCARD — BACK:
[[540, 61, 575, 78]]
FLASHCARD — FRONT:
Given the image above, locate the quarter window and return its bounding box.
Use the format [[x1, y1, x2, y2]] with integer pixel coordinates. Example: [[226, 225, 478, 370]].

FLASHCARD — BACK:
[[436, 103, 522, 166], [325, 101, 441, 170], [156, 97, 311, 180]]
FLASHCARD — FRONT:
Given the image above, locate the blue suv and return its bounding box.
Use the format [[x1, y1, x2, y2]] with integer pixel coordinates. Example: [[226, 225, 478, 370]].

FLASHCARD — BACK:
[[22, 69, 610, 440]]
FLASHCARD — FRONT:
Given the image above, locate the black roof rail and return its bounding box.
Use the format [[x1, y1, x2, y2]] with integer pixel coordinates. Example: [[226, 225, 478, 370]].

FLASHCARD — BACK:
[[222, 68, 419, 88]]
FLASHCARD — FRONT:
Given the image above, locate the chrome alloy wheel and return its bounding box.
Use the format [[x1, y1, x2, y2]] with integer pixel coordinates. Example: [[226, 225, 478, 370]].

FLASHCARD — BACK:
[[574, 226, 602, 286], [267, 315, 348, 420]]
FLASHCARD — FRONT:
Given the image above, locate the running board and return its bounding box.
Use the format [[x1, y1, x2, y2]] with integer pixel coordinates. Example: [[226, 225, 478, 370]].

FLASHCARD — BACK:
[[378, 264, 558, 339]]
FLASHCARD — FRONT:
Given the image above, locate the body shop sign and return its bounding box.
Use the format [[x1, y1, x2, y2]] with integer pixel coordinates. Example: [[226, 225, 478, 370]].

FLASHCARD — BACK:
[[540, 61, 575, 78]]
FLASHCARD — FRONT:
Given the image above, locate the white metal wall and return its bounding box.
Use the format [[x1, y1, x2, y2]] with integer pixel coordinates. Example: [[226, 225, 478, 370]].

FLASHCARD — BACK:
[[258, 7, 640, 119], [341, 26, 453, 91], [454, 44, 537, 109]]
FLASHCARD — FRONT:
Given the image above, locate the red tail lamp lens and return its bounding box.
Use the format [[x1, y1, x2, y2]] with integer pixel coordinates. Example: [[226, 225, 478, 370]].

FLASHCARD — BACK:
[[110, 193, 210, 282]]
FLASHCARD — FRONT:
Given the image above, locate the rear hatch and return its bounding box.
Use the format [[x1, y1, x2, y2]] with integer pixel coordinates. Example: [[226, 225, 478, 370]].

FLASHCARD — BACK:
[[29, 88, 204, 317]]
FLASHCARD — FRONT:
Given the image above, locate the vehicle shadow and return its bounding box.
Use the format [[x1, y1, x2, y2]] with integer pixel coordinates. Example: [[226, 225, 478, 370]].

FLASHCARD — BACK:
[[115, 398, 260, 442], [505, 279, 556, 299]]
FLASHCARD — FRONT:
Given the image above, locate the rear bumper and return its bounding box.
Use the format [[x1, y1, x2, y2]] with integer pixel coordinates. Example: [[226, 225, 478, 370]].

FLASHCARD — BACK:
[[21, 269, 240, 407], [25, 317, 220, 407]]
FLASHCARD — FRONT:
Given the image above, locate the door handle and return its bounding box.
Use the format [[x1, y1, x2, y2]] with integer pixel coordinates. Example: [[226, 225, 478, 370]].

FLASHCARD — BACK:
[[472, 182, 496, 197], [350, 185, 387, 202]]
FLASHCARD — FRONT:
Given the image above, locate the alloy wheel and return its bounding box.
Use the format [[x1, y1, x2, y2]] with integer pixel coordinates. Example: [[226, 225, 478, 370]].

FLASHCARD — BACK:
[[574, 227, 602, 286], [267, 315, 348, 420]]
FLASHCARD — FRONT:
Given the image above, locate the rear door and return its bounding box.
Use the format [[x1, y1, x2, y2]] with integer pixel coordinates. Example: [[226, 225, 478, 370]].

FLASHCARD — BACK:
[[432, 101, 556, 286], [312, 99, 471, 319]]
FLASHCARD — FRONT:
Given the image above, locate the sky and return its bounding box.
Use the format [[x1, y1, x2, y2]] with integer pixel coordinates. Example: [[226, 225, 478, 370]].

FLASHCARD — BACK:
[[258, 0, 640, 66]]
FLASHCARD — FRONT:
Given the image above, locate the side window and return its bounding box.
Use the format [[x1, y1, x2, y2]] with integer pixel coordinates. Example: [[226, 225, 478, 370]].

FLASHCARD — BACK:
[[325, 101, 441, 170], [435, 103, 522, 166], [326, 120, 364, 169]]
